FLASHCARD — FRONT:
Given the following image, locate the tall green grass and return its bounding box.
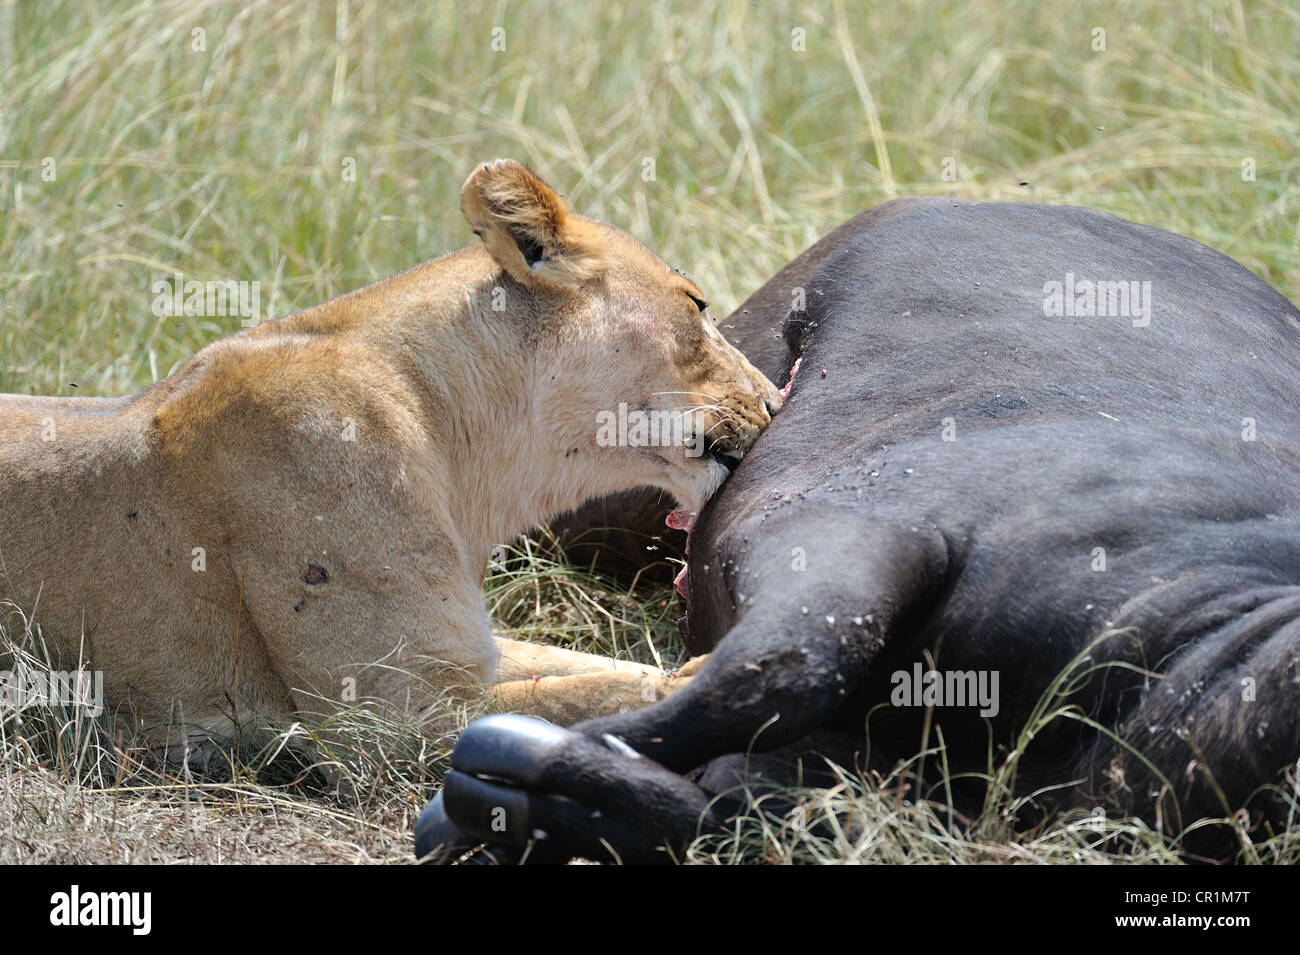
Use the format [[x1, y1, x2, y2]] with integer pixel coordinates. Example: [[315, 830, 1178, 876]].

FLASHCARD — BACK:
[[2, 1, 1296, 397]]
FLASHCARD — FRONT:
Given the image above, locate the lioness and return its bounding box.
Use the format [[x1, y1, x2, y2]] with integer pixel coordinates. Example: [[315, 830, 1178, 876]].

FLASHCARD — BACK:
[[0, 159, 780, 755]]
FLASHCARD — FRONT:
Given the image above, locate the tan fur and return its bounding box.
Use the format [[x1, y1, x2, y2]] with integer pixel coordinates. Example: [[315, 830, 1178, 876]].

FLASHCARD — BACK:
[[0, 160, 778, 754]]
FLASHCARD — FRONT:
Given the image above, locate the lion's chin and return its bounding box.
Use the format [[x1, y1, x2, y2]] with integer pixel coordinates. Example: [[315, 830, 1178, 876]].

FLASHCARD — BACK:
[[665, 455, 731, 533]]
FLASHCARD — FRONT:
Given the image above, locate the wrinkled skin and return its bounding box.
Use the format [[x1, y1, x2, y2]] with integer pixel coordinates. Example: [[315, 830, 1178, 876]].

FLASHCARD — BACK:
[[418, 198, 1300, 863]]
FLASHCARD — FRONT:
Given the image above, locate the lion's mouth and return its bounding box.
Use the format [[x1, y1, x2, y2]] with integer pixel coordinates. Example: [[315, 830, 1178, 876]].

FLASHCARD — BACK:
[[668, 402, 776, 601], [667, 423, 765, 597], [707, 446, 742, 473], [665, 444, 741, 533], [666, 502, 697, 532]]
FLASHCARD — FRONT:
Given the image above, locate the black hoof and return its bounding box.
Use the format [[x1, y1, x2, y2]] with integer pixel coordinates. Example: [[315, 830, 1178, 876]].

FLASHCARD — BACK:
[[413, 716, 582, 864], [428, 713, 720, 864], [442, 770, 534, 848], [451, 713, 574, 785], [413, 790, 518, 865], [439, 714, 585, 853], [414, 792, 463, 863]]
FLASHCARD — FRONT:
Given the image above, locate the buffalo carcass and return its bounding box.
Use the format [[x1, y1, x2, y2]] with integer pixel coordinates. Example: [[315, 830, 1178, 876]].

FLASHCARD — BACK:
[[419, 198, 1300, 863]]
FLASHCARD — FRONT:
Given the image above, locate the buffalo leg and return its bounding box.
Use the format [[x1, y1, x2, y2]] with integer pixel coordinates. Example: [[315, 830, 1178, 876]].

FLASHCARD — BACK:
[[422, 514, 948, 862]]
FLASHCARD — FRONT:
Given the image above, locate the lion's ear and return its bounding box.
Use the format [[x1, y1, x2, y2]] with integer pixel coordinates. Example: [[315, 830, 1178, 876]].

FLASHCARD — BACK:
[[461, 159, 608, 288]]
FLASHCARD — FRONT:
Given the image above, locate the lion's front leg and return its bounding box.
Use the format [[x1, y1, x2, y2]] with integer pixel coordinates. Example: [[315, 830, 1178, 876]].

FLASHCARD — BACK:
[[490, 638, 706, 723], [492, 636, 664, 681]]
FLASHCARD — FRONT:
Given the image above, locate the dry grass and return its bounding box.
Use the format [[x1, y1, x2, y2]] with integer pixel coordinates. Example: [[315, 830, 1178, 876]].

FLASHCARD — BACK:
[[2, 0, 1298, 863]]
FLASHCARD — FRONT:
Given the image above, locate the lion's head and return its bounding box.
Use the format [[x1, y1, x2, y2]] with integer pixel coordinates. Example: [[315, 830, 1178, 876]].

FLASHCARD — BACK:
[[460, 159, 782, 531]]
